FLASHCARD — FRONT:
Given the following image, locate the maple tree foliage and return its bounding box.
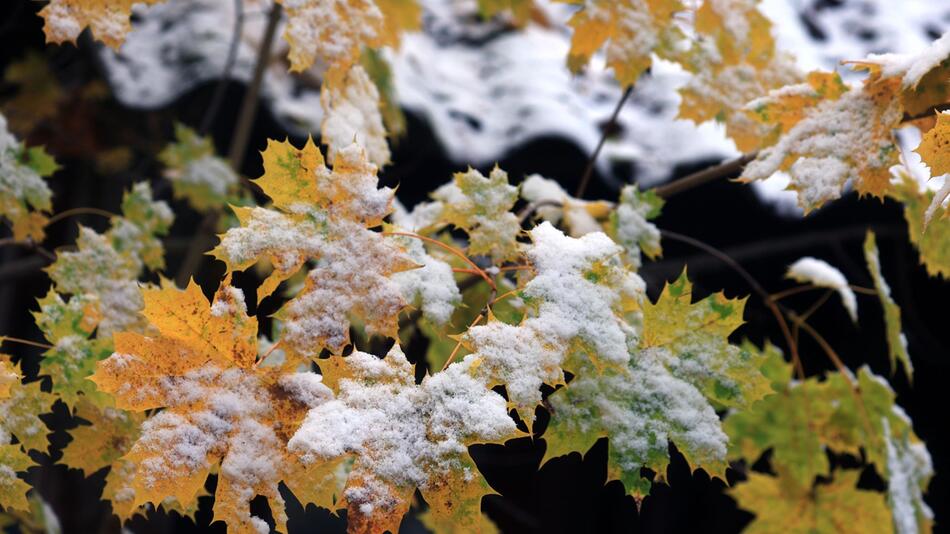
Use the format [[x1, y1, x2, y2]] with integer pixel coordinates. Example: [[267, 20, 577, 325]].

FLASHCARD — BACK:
[[1, 0, 948, 533]]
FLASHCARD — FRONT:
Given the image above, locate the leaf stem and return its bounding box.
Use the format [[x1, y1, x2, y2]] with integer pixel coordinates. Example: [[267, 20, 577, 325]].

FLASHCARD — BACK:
[[45, 207, 117, 226], [385, 231, 496, 291], [1, 335, 53, 350], [441, 313, 483, 372]]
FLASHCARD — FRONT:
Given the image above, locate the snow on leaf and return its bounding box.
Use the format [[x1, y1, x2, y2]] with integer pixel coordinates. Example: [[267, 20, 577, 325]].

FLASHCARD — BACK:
[[677, 0, 803, 152], [889, 169, 950, 278], [856, 29, 950, 117], [519, 174, 611, 238], [544, 351, 730, 500], [32, 290, 112, 407], [277, 0, 412, 79], [640, 270, 770, 409], [38, 0, 162, 49], [0, 356, 21, 400], [731, 470, 891, 534], [288, 345, 517, 533], [863, 231, 913, 379], [0, 113, 55, 242], [914, 111, 950, 226], [883, 418, 934, 534], [212, 139, 414, 357], [90, 279, 334, 533], [559, 0, 683, 87], [159, 123, 240, 212], [388, 228, 461, 326], [0, 444, 33, 513], [740, 71, 902, 212], [321, 64, 391, 167], [435, 166, 521, 262], [461, 222, 644, 428], [786, 257, 858, 322], [610, 185, 663, 270]]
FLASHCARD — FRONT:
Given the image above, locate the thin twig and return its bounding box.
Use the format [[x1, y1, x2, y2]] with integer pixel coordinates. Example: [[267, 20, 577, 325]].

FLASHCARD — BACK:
[[176, 2, 282, 287], [200, 0, 245, 135], [0, 238, 55, 263], [659, 228, 805, 379], [652, 152, 758, 199], [575, 86, 633, 199], [45, 207, 117, 226], [385, 231, 496, 290], [769, 283, 877, 302], [0, 335, 53, 350]]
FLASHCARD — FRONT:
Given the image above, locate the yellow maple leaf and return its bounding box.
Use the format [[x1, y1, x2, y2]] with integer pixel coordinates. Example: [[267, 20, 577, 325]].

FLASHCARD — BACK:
[[90, 278, 335, 532], [1, 373, 54, 513], [38, 0, 161, 49], [0, 356, 20, 399], [288, 345, 517, 533], [435, 166, 521, 262], [212, 139, 415, 357], [560, 0, 683, 87]]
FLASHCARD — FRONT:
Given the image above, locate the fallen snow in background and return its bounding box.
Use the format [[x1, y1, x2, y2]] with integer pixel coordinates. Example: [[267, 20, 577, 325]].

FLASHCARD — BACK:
[[98, 0, 950, 212]]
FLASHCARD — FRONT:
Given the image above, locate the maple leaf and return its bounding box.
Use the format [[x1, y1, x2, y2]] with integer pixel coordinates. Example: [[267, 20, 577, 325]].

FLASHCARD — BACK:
[[544, 271, 769, 498], [388, 228, 462, 327], [863, 231, 913, 379], [47, 183, 172, 336], [786, 257, 858, 322], [159, 123, 241, 212], [32, 290, 112, 407], [739, 70, 901, 212], [289, 345, 517, 534], [434, 166, 521, 262], [59, 398, 143, 477], [611, 185, 663, 270], [278, 0, 419, 78], [520, 174, 612, 238], [212, 139, 415, 357], [882, 418, 934, 534], [90, 279, 334, 533], [0, 370, 54, 513], [0, 113, 56, 242], [731, 470, 891, 534], [888, 169, 950, 278], [676, 0, 803, 152], [0, 356, 20, 399], [476, 0, 534, 23], [559, 0, 683, 87], [461, 222, 643, 428], [38, 0, 162, 49], [361, 48, 407, 139], [321, 64, 391, 167], [914, 111, 950, 226]]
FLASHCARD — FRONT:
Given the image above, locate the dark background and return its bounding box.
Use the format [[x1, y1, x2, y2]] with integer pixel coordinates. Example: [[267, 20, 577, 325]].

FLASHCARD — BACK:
[[1, 1, 947, 532]]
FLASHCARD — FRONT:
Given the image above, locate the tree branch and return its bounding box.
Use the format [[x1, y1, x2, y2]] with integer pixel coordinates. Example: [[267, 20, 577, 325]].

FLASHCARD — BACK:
[[575, 86, 633, 199], [199, 0, 245, 136]]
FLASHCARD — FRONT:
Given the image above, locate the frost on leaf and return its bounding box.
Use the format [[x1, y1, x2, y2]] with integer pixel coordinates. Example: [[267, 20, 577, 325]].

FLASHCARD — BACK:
[[888, 169, 950, 279], [0, 367, 54, 513], [32, 290, 112, 407], [863, 231, 913, 379], [0, 113, 56, 242], [676, 0, 803, 152], [277, 0, 419, 78], [90, 279, 334, 533], [740, 71, 901, 212], [47, 182, 173, 336], [39, 0, 162, 49], [520, 174, 611, 238], [435, 166, 520, 262], [914, 111, 950, 226], [159, 123, 240, 212], [786, 257, 858, 322], [856, 29, 950, 117], [610, 185, 663, 270], [321, 64, 391, 167], [731, 470, 890, 534], [461, 222, 643, 428], [212, 138, 415, 357], [560, 0, 683, 87], [289, 345, 517, 534]]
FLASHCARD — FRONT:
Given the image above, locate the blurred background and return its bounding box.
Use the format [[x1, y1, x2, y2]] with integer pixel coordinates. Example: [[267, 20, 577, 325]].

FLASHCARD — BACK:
[[1, 0, 948, 532]]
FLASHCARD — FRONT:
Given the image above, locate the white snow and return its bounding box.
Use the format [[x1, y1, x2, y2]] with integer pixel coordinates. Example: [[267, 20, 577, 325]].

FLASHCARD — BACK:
[[321, 64, 390, 167], [786, 256, 858, 321], [389, 232, 460, 325]]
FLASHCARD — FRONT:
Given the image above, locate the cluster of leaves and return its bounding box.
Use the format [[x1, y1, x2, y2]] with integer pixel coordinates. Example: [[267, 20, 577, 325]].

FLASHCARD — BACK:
[[1, 0, 947, 533]]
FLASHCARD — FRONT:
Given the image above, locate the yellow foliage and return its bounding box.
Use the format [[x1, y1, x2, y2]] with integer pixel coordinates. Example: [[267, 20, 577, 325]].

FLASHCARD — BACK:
[[38, 0, 161, 49]]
